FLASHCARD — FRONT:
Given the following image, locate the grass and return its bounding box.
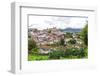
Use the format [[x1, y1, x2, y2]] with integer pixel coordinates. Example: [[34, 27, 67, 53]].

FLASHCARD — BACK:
[[28, 54, 87, 61], [28, 48, 88, 61], [28, 53, 88, 61], [28, 54, 49, 61]]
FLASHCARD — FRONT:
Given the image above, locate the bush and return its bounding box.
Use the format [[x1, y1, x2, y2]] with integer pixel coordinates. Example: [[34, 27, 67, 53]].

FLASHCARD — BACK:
[[64, 49, 73, 57], [28, 39, 38, 54], [68, 39, 76, 44], [48, 48, 88, 59], [31, 48, 39, 54], [28, 39, 37, 50], [78, 48, 88, 58], [59, 38, 65, 46], [64, 48, 87, 58], [49, 50, 64, 59], [72, 49, 80, 57]]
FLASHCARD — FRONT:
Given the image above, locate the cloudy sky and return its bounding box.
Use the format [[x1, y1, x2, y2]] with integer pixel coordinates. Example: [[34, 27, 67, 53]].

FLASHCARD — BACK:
[[28, 15, 88, 30]]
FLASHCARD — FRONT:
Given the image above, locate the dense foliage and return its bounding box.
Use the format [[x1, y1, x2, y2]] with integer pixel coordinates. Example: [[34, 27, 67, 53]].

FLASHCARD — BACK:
[[80, 24, 88, 46], [68, 39, 76, 44], [65, 32, 73, 38], [59, 38, 65, 46], [28, 39, 39, 54], [48, 48, 87, 59], [49, 50, 64, 59]]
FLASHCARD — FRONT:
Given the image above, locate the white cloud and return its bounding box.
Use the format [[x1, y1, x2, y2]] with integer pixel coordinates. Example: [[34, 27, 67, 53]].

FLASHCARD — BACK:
[[29, 15, 87, 30]]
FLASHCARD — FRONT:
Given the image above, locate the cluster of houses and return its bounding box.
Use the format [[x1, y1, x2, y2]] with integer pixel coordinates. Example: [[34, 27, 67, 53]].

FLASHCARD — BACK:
[[28, 27, 65, 46], [28, 27, 84, 54]]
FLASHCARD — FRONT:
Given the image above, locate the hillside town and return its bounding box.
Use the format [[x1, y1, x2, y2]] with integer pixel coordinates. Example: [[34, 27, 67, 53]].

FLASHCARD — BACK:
[[28, 16, 88, 60], [28, 24, 88, 61], [28, 27, 84, 54], [28, 27, 65, 46]]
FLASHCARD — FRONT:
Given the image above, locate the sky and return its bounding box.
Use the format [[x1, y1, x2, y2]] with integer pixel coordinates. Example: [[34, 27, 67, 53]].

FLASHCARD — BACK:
[[28, 15, 88, 30]]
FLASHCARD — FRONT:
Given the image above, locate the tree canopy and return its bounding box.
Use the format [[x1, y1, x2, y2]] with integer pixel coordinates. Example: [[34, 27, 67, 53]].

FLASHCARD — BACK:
[[80, 24, 88, 46]]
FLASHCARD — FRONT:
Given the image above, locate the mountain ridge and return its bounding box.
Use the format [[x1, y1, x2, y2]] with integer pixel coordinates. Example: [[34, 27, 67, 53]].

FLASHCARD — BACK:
[[60, 27, 82, 33]]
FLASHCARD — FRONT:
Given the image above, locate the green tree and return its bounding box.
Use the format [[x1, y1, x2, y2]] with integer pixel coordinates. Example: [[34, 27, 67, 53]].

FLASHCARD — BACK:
[[65, 32, 73, 38], [59, 38, 65, 46], [28, 39, 38, 53], [68, 39, 76, 44], [80, 24, 88, 46], [78, 48, 88, 58]]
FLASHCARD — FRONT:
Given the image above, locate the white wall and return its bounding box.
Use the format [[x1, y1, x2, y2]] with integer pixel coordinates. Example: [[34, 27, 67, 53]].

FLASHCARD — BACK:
[[0, 0, 100, 76]]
